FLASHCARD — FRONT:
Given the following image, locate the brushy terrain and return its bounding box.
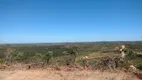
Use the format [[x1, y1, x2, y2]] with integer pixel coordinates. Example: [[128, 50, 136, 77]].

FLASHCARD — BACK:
[[0, 41, 142, 80]]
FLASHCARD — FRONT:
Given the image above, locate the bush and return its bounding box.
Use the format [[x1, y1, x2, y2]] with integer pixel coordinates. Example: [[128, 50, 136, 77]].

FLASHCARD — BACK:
[[136, 63, 142, 70], [0, 58, 4, 64], [136, 53, 142, 57], [126, 50, 137, 60], [42, 51, 53, 64]]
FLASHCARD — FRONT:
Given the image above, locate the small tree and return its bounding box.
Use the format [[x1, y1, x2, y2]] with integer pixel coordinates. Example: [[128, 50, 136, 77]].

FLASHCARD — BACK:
[[43, 51, 53, 65], [5, 48, 15, 64], [63, 46, 79, 66], [13, 52, 25, 62], [33, 53, 44, 62], [126, 50, 137, 60], [0, 58, 4, 64]]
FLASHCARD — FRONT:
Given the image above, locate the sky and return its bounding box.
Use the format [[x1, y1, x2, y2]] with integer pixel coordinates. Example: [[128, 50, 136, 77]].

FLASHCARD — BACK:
[[0, 0, 142, 44]]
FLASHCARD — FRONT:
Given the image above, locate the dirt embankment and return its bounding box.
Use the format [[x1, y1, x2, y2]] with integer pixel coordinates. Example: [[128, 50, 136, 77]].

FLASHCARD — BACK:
[[0, 69, 140, 80]]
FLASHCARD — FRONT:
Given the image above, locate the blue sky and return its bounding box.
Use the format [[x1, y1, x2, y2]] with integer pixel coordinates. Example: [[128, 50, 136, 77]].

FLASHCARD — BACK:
[[0, 0, 142, 43]]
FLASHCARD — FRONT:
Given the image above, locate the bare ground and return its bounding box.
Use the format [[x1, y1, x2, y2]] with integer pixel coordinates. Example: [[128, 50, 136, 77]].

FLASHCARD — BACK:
[[0, 69, 140, 80]]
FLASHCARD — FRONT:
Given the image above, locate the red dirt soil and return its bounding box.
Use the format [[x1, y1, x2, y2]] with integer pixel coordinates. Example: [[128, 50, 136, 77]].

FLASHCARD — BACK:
[[0, 69, 140, 80]]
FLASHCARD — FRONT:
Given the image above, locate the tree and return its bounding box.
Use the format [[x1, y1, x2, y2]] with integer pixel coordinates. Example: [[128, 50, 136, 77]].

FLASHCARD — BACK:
[[13, 52, 25, 62], [43, 51, 53, 65], [63, 46, 79, 65], [5, 48, 15, 64]]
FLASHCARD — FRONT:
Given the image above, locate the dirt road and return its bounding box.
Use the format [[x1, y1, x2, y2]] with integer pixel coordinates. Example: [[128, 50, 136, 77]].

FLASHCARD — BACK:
[[0, 69, 140, 80]]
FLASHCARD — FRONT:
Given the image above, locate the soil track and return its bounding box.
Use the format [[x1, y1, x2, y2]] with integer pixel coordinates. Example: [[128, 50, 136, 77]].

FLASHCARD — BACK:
[[0, 69, 140, 80]]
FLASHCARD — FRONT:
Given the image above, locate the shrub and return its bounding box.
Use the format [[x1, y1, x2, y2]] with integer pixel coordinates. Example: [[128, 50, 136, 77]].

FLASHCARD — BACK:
[[136, 53, 142, 57], [42, 51, 53, 65], [0, 58, 4, 64], [136, 63, 142, 70], [126, 50, 137, 60]]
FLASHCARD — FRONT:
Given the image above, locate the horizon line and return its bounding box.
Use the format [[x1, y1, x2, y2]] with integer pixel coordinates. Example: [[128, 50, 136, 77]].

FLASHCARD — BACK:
[[0, 40, 142, 45]]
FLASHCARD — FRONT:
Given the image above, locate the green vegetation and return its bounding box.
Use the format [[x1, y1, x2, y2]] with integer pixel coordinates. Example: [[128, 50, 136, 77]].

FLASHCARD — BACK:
[[0, 41, 142, 70], [136, 62, 142, 70]]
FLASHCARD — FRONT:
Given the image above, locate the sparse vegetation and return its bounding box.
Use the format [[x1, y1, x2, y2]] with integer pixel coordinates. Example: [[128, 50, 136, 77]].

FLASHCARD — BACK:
[[0, 41, 142, 71], [0, 41, 142, 80]]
